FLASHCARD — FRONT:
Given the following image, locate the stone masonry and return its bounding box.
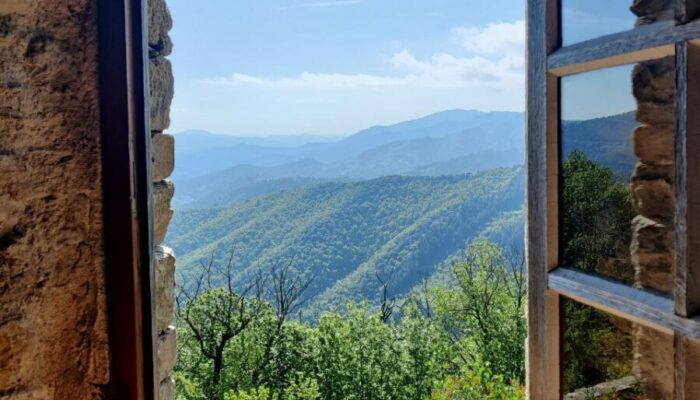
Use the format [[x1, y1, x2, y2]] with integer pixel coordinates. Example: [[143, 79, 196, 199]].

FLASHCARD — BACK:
[[149, 0, 177, 398], [628, 2, 700, 398], [0, 0, 111, 398], [630, 0, 677, 394]]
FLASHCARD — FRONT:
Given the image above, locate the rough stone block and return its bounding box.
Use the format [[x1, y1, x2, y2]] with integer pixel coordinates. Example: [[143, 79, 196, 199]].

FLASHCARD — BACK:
[[633, 125, 674, 166], [154, 180, 174, 244], [632, 58, 675, 105], [634, 324, 674, 399], [150, 57, 174, 132], [631, 0, 674, 24], [155, 245, 176, 334], [631, 215, 673, 293], [631, 177, 674, 222], [636, 101, 675, 126], [148, 0, 173, 58], [152, 133, 175, 182], [633, 162, 674, 182], [157, 327, 177, 383], [0, 0, 113, 397], [159, 376, 176, 400]]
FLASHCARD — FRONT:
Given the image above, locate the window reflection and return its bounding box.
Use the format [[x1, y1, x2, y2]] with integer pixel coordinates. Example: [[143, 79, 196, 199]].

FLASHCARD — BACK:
[[562, 0, 637, 46], [561, 298, 674, 399], [560, 65, 638, 286], [560, 59, 676, 293]]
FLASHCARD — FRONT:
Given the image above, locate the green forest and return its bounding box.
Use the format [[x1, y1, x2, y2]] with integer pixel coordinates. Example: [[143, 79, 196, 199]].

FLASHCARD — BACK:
[[175, 240, 527, 400], [172, 148, 640, 399], [168, 168, 524, 317]]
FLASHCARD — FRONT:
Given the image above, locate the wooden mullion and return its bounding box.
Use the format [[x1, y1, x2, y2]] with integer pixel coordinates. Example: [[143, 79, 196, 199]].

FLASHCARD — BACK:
[[674, 33, 700, 400], [550, 268, 700, 338], [547, 19, 700, 76], [526, 0, 559, 397], [675, 41, 700, 319]]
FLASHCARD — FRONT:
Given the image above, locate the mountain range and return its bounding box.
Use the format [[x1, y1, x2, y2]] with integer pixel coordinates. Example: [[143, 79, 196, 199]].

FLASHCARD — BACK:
[[169, 168, 525, 318], [168, 109, 636, 315]]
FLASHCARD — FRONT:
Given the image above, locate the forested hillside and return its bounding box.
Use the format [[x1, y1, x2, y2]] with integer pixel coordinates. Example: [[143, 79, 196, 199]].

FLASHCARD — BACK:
[[173, 110, 634, 210], [168, 167, 524, 316]]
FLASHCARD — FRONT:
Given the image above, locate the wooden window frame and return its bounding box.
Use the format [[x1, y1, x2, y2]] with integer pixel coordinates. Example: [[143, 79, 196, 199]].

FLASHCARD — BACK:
[[98, 0, 158, 399], [527, 1, 700, 398]]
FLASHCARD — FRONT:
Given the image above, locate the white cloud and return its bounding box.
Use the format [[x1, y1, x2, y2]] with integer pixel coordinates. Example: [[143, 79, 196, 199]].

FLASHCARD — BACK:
[[452, 20, 525, 56], [200, 21, 524, 91]]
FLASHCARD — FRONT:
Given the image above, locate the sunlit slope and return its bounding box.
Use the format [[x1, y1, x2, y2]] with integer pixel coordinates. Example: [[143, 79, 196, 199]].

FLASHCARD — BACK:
[[169, 167, 524, 314]]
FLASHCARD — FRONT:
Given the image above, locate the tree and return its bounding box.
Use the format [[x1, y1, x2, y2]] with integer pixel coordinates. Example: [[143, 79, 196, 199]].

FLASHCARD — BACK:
[[560, 150, 636, 282], [433, 240, 527, 382], [559, 151, 637, 392], [176, 254, 266, 400]]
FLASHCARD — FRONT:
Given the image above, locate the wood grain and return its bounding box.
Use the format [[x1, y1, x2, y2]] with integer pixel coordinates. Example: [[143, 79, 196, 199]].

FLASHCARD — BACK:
[[549, 268, 700, 338], [526, 0, 560, 397], [675, 41, 700, 319], [547, 20, 700, 76]]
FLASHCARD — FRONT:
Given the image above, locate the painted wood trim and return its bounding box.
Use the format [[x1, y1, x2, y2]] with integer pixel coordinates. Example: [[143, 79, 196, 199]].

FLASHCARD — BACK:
[[98, 0, 156, 398], [547, 20, 700, 76], [526, 0, 559, 397], [549, 268, 700, 338]]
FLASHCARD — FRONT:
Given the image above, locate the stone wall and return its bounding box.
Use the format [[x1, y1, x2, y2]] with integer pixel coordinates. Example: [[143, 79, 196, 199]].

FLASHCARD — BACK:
[[0, 0, 111, 398], [629, 2, 700, 398], [630, 0, 677, 393], [148, 0, 177, 399]]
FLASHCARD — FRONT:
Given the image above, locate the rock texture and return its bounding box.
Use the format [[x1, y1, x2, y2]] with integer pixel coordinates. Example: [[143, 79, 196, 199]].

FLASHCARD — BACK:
[[155, 246, 176, 334], [630, 55, 676, 294], [629, 2, 677, 396], [0, 0, 111, 398], [149, 0, 177, 397]]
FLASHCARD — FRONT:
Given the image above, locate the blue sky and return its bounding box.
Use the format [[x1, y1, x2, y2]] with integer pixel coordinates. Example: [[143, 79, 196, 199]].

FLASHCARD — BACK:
[[168, 0, 637, 136]]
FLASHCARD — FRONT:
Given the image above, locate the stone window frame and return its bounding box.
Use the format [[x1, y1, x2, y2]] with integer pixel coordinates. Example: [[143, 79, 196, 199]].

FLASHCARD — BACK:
[[97, 0, 160, 399], [526, 1, 700, 399]]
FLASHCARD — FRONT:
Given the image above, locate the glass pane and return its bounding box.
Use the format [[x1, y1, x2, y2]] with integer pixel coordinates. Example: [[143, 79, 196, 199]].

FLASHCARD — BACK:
[[560, 59, 675, 294], [562, 0, 636, 46], [561, 298, 674, 399], [562, 0, 673, 46]]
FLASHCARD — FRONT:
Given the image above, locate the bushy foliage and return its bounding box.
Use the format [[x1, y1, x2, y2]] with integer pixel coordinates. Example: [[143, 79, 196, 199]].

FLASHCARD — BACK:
[[175, 240, 525, 400], [429, 363, 525, 400], [560, 150, 636, 282], [559, 151, 637, 393], [432, 240, 527, 381]]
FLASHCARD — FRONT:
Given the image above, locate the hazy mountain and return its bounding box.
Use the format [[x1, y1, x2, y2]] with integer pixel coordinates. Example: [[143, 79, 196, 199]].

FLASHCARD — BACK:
[[561, 111, 636, 176], [169, 109, 637, 315], [173, 110, 634, 210], [173, 110, 526, 208], [172, 110, 524, 180], [168, 167, 524, 317]]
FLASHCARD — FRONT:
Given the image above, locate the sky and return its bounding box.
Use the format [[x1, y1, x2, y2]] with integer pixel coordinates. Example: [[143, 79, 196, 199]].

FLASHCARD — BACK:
[[168, 0, 637, 136]]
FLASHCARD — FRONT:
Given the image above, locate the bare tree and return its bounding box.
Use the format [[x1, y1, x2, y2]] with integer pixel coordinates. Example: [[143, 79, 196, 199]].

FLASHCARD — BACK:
[[376, 272, 398, 323], [503, 244, 526, 311], [252, 263, 314, 387], [176, 253, 265, 400]]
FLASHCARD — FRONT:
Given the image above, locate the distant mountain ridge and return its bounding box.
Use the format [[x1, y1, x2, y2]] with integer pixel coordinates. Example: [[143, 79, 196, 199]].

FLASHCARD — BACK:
[[169, 109, 637, 318], [168, 168, 525, 318], [173, 110, 635, 210], [173, 110, 526, 208]]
